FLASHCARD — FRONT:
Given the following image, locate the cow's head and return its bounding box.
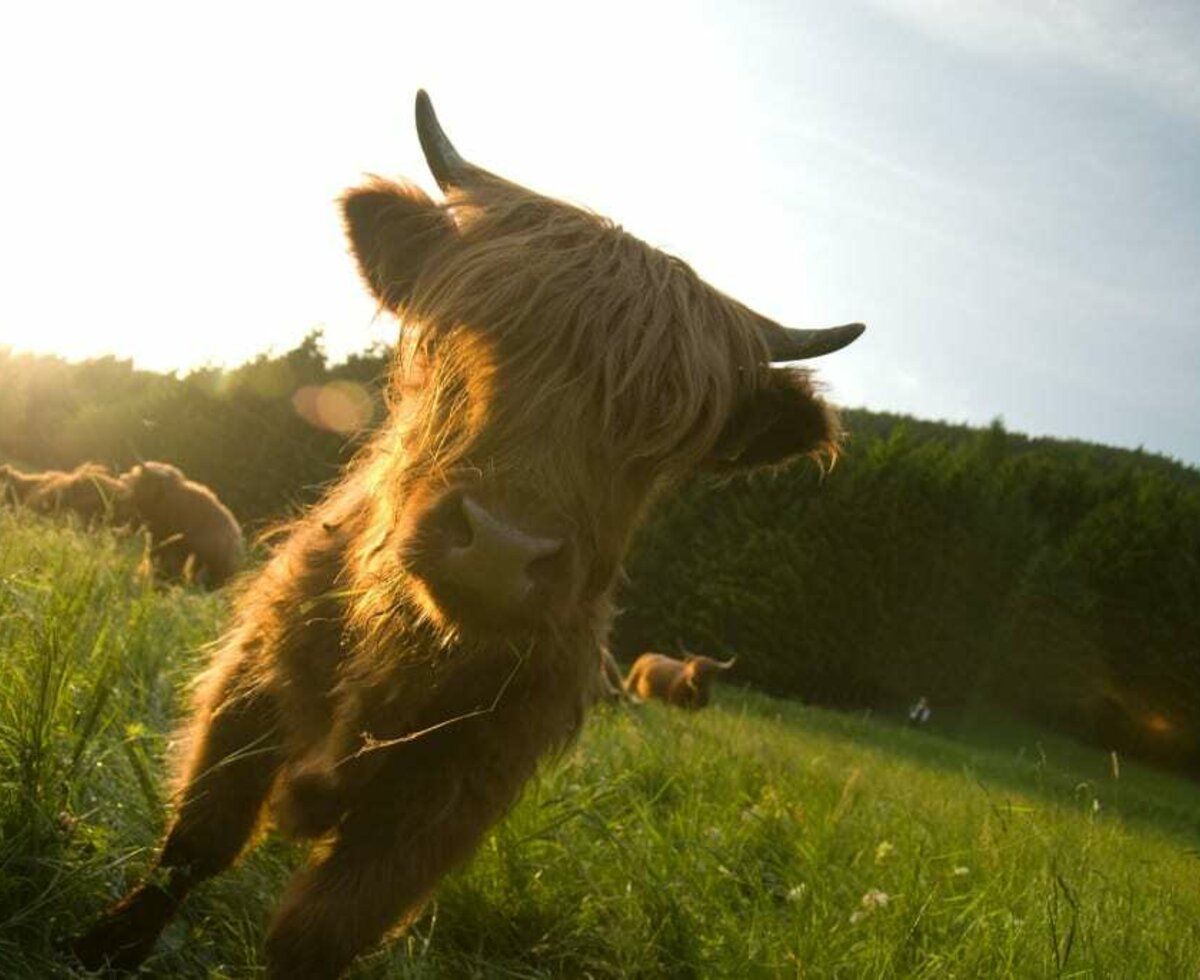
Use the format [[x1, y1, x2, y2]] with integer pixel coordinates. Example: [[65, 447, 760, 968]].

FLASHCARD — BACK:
[[120, 461, 186, 510], [342, 92, 863, 637], [679, 654, 737, 705]]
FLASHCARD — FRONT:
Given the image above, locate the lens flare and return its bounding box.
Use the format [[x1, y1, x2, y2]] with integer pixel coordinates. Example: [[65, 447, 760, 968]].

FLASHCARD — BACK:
[[292, 381, 374, 434]]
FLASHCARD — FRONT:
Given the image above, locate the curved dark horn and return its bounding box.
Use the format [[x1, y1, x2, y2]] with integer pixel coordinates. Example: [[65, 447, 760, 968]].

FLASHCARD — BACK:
[[415, 89, 482, 191], [761, 321, 866, 362]]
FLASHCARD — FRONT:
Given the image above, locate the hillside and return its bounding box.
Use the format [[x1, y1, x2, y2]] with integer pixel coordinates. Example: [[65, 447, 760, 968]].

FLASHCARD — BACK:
[[3, 340, 1200, 775], [1, 509, 1198, 976]]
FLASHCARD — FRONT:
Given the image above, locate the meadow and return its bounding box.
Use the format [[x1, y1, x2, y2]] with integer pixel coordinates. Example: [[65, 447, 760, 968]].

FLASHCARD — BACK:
[[2, 506, 1199, 978]]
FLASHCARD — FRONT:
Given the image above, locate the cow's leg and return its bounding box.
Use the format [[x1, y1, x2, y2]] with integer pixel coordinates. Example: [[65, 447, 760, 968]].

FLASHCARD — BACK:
[[263, 778, 496, 979], [272, 685, 391, 840], [150, 535, 191, 584], [74, 651, 282, 971]]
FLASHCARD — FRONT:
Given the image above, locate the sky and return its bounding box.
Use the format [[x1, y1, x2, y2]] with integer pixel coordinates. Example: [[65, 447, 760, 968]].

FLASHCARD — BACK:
[[1, 0, 1197, 465]]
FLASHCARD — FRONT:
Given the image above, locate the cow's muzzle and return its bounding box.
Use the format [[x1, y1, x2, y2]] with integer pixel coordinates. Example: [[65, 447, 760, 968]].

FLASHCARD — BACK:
[[411, 488, 575, 628]]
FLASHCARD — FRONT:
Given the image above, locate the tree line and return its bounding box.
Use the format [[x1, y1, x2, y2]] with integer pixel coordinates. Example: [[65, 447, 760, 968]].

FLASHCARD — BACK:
[[3, 338, 1198, 774]]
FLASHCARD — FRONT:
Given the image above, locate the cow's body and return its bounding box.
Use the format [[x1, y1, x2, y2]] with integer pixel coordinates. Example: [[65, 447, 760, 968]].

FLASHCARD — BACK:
[[625, 652, 736, 709], [120, 462, 244, 589], [1, 462, 133, 525], [76, 92, 862, 978]]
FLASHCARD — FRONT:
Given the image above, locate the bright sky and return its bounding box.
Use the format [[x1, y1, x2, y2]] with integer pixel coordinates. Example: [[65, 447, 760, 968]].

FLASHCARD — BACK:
[[1, 1, 1198, 464]]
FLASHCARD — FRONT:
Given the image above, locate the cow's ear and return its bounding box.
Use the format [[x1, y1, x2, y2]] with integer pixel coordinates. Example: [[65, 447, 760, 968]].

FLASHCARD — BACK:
[[706, 368, 841, 472], [341, 178, 458, 311]]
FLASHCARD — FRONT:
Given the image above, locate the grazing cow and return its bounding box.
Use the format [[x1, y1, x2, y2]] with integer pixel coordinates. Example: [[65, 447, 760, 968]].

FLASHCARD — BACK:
[[625, 652, 738, 709], [75, 91, 863, 978], [0, 462, 133, 525], [119, 462, 245, 589]]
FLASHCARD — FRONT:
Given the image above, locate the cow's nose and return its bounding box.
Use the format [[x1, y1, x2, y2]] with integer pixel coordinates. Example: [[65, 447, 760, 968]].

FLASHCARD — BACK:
[[439, 494, 567, 613]]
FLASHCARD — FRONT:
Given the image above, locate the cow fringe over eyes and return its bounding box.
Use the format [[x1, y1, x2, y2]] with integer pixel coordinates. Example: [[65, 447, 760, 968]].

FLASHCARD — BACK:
[[376, 177, 780, 483]]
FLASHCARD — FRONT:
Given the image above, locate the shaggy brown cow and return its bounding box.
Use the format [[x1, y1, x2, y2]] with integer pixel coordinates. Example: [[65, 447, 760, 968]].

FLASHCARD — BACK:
[[119, 462, 245, 589], [75, 91, 863, 977], [625, 652, 737, 709], [0, 462, 133, 525]]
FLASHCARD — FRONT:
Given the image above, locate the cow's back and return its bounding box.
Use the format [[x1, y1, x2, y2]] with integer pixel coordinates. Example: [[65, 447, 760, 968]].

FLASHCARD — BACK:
[[624, 653, 681, 701]]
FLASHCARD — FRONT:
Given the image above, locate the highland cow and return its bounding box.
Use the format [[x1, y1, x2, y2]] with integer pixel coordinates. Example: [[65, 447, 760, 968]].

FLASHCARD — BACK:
[[119, 462, 244, 589], [0, 462, 133, 525], [75, 91, 863, 977], [625, 651, 738, 709]]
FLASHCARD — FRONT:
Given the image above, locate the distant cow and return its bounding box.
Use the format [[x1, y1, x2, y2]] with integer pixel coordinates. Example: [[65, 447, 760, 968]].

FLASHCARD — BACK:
[[119, 462, 244, 589], [0, 462, 133, 525], [625, 652, 738, 709], [75, 91, 862, 977]]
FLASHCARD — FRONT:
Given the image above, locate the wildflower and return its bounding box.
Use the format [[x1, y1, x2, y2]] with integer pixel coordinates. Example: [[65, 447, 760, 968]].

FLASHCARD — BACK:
[[850, 888, 889, 923], [787, 884, 807, 903], [862, 888, 890, 909], [952, 866, 970, 877], [874, 841, 895, 863]]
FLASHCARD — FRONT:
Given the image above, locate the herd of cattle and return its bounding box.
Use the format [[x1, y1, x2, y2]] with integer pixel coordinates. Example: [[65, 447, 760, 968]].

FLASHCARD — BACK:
[[1, 458, 735, 709], [1, 459, 244, 588]]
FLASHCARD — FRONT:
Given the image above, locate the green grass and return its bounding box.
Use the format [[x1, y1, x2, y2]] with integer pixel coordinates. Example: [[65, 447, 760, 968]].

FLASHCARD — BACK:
[[2, 505, 1199, 978]]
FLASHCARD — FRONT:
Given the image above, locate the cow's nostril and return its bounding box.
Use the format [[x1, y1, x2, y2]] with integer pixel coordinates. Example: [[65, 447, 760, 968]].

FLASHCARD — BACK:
[[526, 546, 568, 588], [458, 497, 563, 562], [436, 496, 568, 613], [429, 490, 473, 549]]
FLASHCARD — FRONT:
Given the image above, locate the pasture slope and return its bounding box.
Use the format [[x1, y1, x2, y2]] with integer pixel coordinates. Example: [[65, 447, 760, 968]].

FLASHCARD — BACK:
[[1, 507, 1198, 978]]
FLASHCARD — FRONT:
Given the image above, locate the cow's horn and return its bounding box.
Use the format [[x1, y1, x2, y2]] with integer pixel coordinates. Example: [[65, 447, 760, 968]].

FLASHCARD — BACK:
[[761, 321, 865, 362], [716, 656, 737, 670], [416, 90, 479, 191]]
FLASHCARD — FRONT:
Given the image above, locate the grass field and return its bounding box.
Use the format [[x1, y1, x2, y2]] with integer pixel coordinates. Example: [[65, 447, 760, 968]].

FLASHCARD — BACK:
[[2, 505, 1199, 978]]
